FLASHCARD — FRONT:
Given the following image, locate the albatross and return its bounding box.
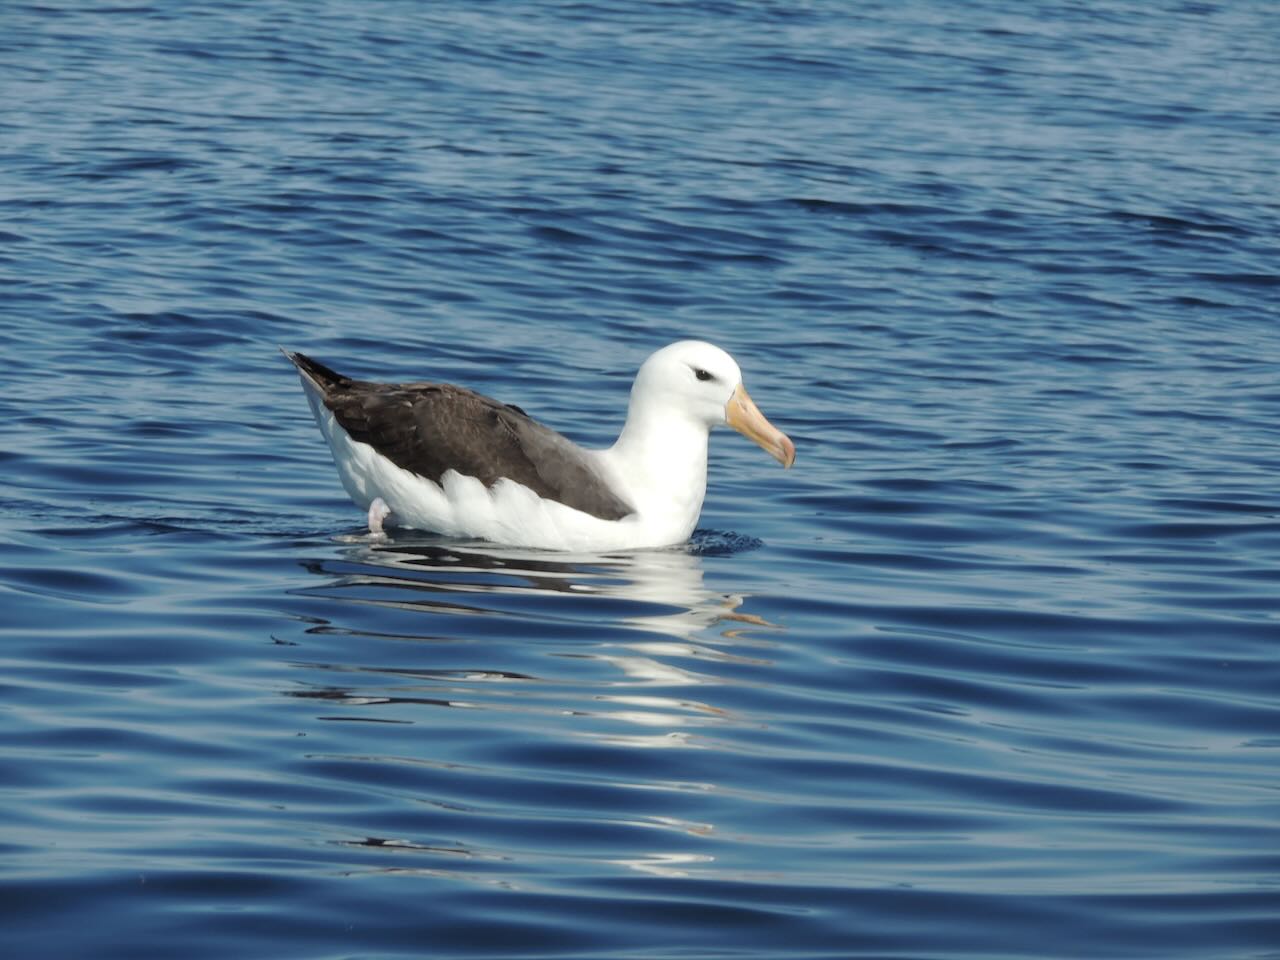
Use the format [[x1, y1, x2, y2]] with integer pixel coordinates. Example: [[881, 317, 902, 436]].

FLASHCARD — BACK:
[[284, 341, 795, 551]]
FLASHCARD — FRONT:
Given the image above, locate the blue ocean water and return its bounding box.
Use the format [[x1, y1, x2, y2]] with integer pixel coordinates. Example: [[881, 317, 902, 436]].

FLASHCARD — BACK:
[[2, 1, 1278, 957]]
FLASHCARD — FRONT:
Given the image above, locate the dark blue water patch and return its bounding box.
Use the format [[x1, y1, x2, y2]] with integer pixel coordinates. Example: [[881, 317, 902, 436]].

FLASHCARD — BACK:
[[688, 530, 762, 556], [1103, 518, 1280, 543], [0, 563, 145, 605], [1151, 497, 1280, 516], [2, 870, 1274, 960], [72, 153, 205, 180]]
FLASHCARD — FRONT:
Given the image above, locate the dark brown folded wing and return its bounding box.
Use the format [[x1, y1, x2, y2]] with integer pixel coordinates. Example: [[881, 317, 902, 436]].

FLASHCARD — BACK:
[[286, 352, 634, 522]]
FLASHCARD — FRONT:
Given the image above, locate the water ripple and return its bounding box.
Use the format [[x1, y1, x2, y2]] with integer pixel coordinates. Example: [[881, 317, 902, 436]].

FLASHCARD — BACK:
[[3, 0, 1278, 957]]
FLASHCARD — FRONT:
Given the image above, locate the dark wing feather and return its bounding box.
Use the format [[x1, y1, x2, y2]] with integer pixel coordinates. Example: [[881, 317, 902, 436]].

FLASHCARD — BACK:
[[286, 352, 634, 522]]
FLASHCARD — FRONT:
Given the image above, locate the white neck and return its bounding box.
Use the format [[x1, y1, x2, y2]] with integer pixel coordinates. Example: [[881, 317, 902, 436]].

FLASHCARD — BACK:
[[598, 398, 710, 539]]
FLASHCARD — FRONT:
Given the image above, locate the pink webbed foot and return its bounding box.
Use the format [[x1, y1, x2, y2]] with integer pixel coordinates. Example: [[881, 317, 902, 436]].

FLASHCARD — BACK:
[[367, 497, 392, 537]]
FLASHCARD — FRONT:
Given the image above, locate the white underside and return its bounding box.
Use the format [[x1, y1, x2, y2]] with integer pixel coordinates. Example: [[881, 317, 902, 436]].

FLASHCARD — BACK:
[[302, 384, 703, 551]]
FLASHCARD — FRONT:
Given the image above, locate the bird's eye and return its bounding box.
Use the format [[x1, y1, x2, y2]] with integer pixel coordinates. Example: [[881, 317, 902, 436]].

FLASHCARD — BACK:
[[694, 368, 713, 382]]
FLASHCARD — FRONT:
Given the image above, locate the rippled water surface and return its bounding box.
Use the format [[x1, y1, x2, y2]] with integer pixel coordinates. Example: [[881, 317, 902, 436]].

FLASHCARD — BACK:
[[3, 1, 1279, 957]]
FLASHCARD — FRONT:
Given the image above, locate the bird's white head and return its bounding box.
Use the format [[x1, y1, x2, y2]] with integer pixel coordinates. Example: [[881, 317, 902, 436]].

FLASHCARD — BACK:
[[631, 340, 796, 468]]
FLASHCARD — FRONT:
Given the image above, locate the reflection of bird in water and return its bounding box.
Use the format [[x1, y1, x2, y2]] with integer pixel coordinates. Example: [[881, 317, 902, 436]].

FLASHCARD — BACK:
[[285, 535, 782, 871], [340, 534, 777, 644], [285, 537, 783, 885], [290, 533, 780, 710], [284, 341, 794, 550]]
